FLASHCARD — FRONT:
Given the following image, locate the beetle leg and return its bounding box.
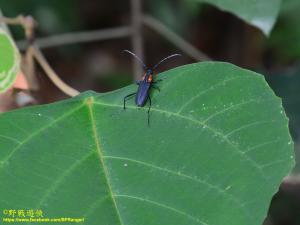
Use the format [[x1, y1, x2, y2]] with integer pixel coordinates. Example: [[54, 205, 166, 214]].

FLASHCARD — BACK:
[[147, 96, 152, 127], [151, 85, 160, 92], [152, 79, 163, 84], [123, 93, 136, 110]]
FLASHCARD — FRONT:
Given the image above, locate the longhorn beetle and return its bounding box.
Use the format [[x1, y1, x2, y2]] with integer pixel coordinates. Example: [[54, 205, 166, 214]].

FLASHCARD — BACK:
[[123, 50, 181, 126]]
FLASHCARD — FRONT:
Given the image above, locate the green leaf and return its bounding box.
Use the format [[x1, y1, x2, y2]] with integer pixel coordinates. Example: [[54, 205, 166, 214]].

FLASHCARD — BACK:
[[0, 28, 20, 93], [267, 0, 300, 60], [195, 0, 282, 35], [0, 62, 294, 225]]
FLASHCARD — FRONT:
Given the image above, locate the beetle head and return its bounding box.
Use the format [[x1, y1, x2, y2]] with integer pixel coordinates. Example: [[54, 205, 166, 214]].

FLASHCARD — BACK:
[[146, 68, 153, 75]]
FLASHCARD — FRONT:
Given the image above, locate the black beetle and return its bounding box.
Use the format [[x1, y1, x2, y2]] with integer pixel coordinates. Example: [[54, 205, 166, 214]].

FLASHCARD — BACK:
[[123, 50, 181, 126]]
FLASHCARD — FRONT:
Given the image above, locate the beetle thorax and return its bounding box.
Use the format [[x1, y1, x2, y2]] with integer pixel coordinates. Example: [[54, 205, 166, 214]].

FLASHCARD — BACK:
[[144, 69, 153, 83]]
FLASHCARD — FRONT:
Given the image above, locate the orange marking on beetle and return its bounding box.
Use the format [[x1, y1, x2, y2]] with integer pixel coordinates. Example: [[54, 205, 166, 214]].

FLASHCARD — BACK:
[[147, 75, 153, 82]]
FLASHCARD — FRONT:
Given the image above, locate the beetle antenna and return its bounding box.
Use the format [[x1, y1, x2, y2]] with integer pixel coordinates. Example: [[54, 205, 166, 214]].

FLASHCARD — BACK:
[[152, 54, 181, 70], [123, 50, 147, 69]]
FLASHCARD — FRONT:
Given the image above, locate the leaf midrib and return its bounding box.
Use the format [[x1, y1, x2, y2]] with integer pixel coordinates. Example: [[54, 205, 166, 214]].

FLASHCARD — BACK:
[[86, 97, 124, 225]]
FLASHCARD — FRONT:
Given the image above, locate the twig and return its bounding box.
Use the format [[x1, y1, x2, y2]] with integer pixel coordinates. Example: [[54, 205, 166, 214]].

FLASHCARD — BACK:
[[2, 13, 211, 97], [0, 15, 30, 26], [22, 46, 39, 90], [142, 15, 211, 61], [17, 26, 131, 50], [31, 44, 80, 97], [0, 15, 36, 42], [14, 14, 211, 63], [0, 11, 12, 35], [131, 0, 144, 80]]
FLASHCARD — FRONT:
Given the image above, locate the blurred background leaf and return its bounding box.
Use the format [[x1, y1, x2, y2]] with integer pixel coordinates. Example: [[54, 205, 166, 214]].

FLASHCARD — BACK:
[[148, 0, 282, 36], [0, 26, 20, 93], [0, 0, 81, 35], [194, 0, 282, 35], [267, 0, 300, 62]]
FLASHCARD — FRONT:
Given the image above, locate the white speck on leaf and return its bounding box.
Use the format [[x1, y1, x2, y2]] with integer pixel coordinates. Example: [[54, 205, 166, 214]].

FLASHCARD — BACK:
[[225, 185, 231, 190]]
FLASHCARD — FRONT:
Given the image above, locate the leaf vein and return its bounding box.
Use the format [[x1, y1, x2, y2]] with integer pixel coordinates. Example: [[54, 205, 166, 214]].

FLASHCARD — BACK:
[[243, 139, 282, 154], [224, 120, 278, 138], [203, 99, 272, 123], [35, 151, 95, 208], [0, 103, 85, 169], [114, 194, 209, 225], [95, 102, 268, 182], [177, 75, 254, 113], [104, 155, 251, 219]]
